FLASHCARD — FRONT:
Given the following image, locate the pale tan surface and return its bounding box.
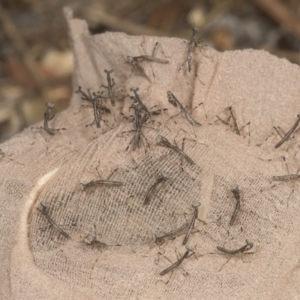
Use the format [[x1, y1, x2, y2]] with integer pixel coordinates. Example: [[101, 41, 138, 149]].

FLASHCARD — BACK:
[[1, 7, 300, 300]]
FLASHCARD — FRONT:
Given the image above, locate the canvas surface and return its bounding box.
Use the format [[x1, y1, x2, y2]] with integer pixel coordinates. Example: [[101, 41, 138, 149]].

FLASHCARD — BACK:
[[1, 7, 300, 300]]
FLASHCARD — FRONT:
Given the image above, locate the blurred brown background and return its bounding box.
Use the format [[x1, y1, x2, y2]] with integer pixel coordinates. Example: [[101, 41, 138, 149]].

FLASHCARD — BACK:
[[0, 0, 299, 142]]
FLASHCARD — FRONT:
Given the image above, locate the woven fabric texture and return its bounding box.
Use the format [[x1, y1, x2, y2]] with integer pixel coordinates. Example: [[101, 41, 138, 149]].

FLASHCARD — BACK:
[[1, 7, 300, 300]]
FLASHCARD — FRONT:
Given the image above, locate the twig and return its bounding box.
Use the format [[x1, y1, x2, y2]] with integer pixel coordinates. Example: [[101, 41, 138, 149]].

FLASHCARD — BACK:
[[82, 4, 167, 37], [248, 0, 300, 40], [0, 4, 47, 97]]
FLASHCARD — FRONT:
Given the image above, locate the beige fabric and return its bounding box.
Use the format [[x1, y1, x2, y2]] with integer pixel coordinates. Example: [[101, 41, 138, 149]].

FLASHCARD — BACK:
[[1, 7, 300, 299]]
